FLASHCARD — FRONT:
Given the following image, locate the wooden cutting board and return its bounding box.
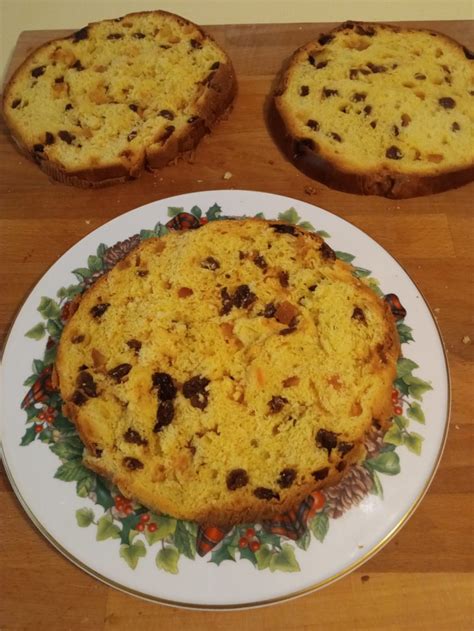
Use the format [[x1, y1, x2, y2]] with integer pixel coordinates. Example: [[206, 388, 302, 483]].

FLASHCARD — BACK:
[[0, 21, 473, 631]]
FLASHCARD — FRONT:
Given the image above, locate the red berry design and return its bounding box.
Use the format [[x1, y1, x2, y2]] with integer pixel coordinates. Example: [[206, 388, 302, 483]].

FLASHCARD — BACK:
[[238, 537, 248, 549], [249, 540, 260, 552], [38, 412, 46, 421], [200, 218, 209, 225], [147, 523, 157, 533], [391, 389, 399, 402], [140, 513, 150, 523], [245, 527, 256, 538], [393, 405, 403, 416], [34, 424, 43, 433], [124, 505, 134, 515], [136, 523, 145, 532]]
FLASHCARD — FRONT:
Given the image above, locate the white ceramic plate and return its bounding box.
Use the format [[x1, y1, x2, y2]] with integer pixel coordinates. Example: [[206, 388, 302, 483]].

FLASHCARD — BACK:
[[0, 190, 449, 609]]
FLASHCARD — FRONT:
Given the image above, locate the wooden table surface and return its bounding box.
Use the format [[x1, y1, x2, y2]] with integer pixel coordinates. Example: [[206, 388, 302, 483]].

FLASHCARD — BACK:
[[1, 20, 473, 631]]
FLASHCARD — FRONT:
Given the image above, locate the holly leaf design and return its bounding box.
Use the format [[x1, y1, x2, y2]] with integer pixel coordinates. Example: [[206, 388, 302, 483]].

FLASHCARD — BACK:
[[316, 230, 331, 238], [397, 322, 414, 344], [403, 431, 424, 455], [76, 507, 94, 527], [295, 529, 311, 551], [335, 251, 356, 263], [310, 511, 329, 543], [278, 207, 300, 224], [32, 359, 44, 375], [52, 415, 76, 432], [210, 543, 236, 566], [144, 515, 177, 544], [407, 401, 425, 424], [156, 546, 180, 574], [54, 459, 90, 482], [96, 515, 121, 541], [139, 229, 156, 240], [20, 425, 37, 446], [397, 358, 419, 379], [167, 206, 184, 217], [257, 531, 282, 548], [119, 540, 146, 569], [43, 344, 57, 366], [254, 544, 273, 570], [189, 205, 202, 218], [206, 203, 222, 221], [95, 477, 115, 510], [50, 435, 84, 460], [25, 322, 46, 340], [365, 451, 401, 476], [119, 514, 141, 544], [37, 296, 61, 320], [394, 377, 409, 396], [174, 521, 197, 560], [239, 546, 257, 566], [155, 224, 170, 237], [269, 544, 300, 573]]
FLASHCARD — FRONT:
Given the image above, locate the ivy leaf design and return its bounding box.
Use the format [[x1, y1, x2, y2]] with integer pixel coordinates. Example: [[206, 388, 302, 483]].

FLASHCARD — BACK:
[[394, 377, 409, 396], [50, 435, 84, 460], [189, 205, 202, 218], [155, 224, 170, 237], [57, 284, 83, 300], [43, 344, 57, 366], [210, 543, 236, 566], [120, 540, 146, 569], [37, 296, 61, 320], [407, 401, 425, 424], [156, 546, 180, 574], [257, 531, 282, 548], [76, 507, 94, 527], [278, 207, 300, 224], [23, 374, 38, 387], [269, 544, 300, 573], [403, 431, 424, 455], [295, 529, 311, 551], [32, 359, 44, 375], [52, 415, 76, 432], [397, 358, 419, 378], [76, 472, 96, 498], [335, 251, 356, 263], [46, 319, 63, 339], [96, 243, 107, 258], [95, 477, 115, 510], [404, 376, 433, 401], [139, 229, 156, 240], [72, 267, 92, 281], [167, 206, 184, 217], [298, 220, 315, 231], [310, 512, 329, 543], [174, 521, 197, 560], [206, 203, 222, 221], [394, 415, 409, 429], [20, 425, 37, 446], [25, 322, 46, 340], [96, 515, 121, 541], [369, 470, 384, 499], [384, 424, 404, 446], [365, 451, 401, 476], [397, 321, 414, 344], [353, 267, 372, 279], [254, 544, 273, 570], [54, 459, 90, 482], [316, 230, 331, 238], [144, 515, 177, 544], [87, 255, 103, 273]]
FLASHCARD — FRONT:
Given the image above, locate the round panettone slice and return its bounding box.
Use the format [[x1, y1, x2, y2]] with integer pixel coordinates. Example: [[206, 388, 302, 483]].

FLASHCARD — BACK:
[[2, 11, 236, 187], [273, 21, 474, 198], [55, 219, 400, 527]]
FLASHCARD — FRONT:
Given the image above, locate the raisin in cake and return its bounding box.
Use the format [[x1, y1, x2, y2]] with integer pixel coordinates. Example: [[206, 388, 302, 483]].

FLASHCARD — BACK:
[[2, 11, 236, 187], [56, 219, 399, 526], [274, 21, 474, 198]]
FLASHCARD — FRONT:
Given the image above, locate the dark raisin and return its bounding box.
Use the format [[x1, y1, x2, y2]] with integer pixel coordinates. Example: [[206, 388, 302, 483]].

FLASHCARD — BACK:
[[370, 121, 377, 129], [190, 38, 202, 49], [439, 97, 456, 109], [233, 284, 256, 309], [300, 85, 310, 96], [318, 33, 334, 45], [307, 119, 320, 130], [76, 371, 97, 397], [107, 33, 124, 40], [201, 256, 220, 270], [451, 122, 460, 132], [127, 131, 137, 141], [190, 394, 208, 410], [323, 88, 338, 97], [271, 224, 297, 236], [279, 325, 297, 336], [336, 461, 346, 472], [137, 270, 148, 277], [93, 446, 103, 458], [226, 468, 249, 490], [183, 375, 210, 399], [363, 105, 372, 116], [33, 144, 44, 153], [154, 400, 174, 432], [277, 468, 296, 488], [316, 428, 338, 456], [73, 27, 89, 42], [308, 54, 316, 66], [72, 390, 87, 406], [126, 339, 142, 354], [268, 395, 288, 413], [72, 335, 84, 344], [352, 92, 366, 102], [262, 303, 277, 318], [90, 303, 110, 319], [463, 46, 474, 60], [65, 103, 73, 111], [308, 284, 317, 292], [316, 61, 328, 69], [54, 76, 64, 83], [31, 66, 46, 78], [254, 487, 280, 501], [129, 103, 139, 112], [211, 61, 220, 70], [355, 24, 375, 36], [392, 125, 399, 136], [159, 125, 175, 143], [71, 59, 84, 71], [279, 271, 289, 287], [338, 442, 354, 456], [367, 62, 387, 73], [11, 98, 21, 109], [108, 363, 132, 383], [386, 145, 403, 160], [220, 287, 233, 315], [159, 109, 175, 120], [45, 132, 55, 145], [58, 130, 75, 144], [253, 255, 267, 270], [187, 115, 199, 123], [312, 467, 329, 480], [415, 73, 426, 80], [123, 428, 148, 446], [320, 242, 336, 261], [152, 372, 177, 400], [360, 68, 370, 75], [133, 32, 146, 39], [352, 307, 367, 323], [349, 69, 358, 79], [123, 457, 143, 470], [329, 132, 342, 142]]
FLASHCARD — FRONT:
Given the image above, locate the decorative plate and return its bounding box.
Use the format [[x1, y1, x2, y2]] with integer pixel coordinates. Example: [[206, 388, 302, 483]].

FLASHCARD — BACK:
[[0, 190, 449, 609]]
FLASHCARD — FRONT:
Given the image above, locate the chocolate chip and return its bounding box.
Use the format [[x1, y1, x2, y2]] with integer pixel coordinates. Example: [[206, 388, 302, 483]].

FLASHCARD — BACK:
[[316, 429, 338, 456], [154, 400, 174, 432], [253, 254, 267, 270], [187, 115, 199, 123], [279, 271, 289, 287], [159, 125, 175, 143], [226, 468, 249, 490], [451, 122, 460, 132], [126, 339, 142, 354], [254, 487, 280, 501], [73, 27, 89, 42], [415, 73, 426, 80], [277, 468, 296, 488], [355, 24, 375, 36], [338, 442, 354, 456], [90, 303, 110, 319], [262, 303, 277, 318], [307, 119, 320, 130], [129, 104, 138, 112], [183, 375, 210, 399], [107, 33, 124, 40], [123, 428, 148, 446], [71, 59, 84, 71], [349, 69, 359, 79], [463, 46, 474, 60], [133, 32, 146, 39], [329, 132, 342, 142], [65, 103, 73, 111], [123, 457, 143, 470], [323, 88, 338, 97], [211, 61, 220, 70], [271, 224, 297, 236], [386, 145, 403, 160], [33, 144, 44, 153], [58, 130, 75, 144], [352, 92, 366, 102], [45, 132, 55, 145], [159, 109, 174, 120], [308, 284, 318, 292], [72, 335, 84, 344], [31, 66, 46, 78], [190, 38, 202, 49], [370, 121, 377, 129], [220, 287, 233, 315], [152, 372, 177, 400], [312, 467, 329, 480], [127, 131, 137, 141], [367, 62, 387, 73], [233, 284, 256, 309], [392, 124, 399, 136], [438, 97, 456, 109], [352, 307, 367, 323], [11, 98, 21, 109], [318, 33, 334, 45], [108, 363, 132, 383], [316, 61, 328, 69], [72, 390, 87, 406], [363, 105, 372, 116], [300, 85, 310, 96], [201, 256, 220, 270], [76, 371, 97, 397], [137, 270, 148, 277], [269, 395, 288, 413], [320, 242, 336, 260]]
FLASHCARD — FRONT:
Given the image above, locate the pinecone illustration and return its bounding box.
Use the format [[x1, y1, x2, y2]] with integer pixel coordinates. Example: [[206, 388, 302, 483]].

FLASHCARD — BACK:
[[364, 423, 387, 458], [103, 235, 141, 269], [323, 464, 374, 519]]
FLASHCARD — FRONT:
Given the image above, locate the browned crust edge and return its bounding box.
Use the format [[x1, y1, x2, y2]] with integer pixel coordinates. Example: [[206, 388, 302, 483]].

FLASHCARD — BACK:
[[272, 20, 474, 199], [2, 10, 237, 188]]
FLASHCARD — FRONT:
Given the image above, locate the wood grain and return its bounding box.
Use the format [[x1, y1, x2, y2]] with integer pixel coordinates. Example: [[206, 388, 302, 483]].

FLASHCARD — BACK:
[[1, 20, 473, 631]]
